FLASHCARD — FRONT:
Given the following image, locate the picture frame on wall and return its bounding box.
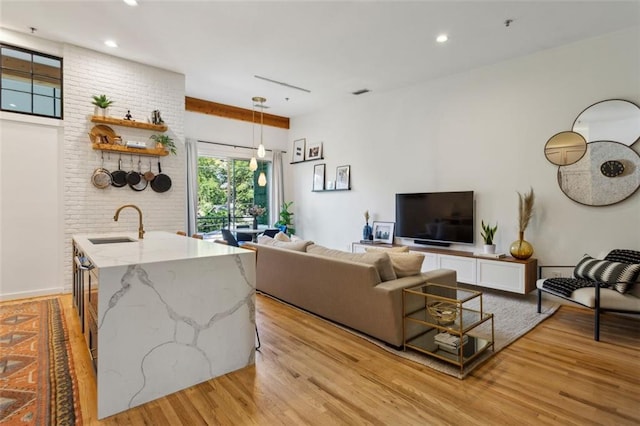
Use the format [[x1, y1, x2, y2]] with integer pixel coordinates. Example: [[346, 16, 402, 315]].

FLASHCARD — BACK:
[[313, 163, 325, 191], [307, 142, 323, 161], [292, 138, 306, 163], [335, 165, 350, 190], [372, 221, 395, 244]]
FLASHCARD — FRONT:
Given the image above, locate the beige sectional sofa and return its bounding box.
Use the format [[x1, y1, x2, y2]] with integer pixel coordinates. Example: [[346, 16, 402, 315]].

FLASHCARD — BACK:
[[244, 239, 457, 347]]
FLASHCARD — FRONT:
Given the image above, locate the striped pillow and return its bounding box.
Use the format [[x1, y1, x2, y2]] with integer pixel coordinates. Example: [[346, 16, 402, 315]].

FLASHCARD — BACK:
[[574, 255, 640, 294]]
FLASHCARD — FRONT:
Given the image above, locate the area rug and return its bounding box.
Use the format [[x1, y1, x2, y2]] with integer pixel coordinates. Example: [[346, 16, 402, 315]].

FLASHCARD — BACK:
[[263, 288, 559, 379], [0, 298, 82, 425]]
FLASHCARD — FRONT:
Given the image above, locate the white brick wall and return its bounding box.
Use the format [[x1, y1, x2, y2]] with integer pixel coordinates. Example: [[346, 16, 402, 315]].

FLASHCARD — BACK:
[[62, 45, 186, 289]]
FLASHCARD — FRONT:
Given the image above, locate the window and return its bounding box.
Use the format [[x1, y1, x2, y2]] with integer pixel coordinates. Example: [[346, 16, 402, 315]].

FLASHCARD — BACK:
[[197, 156, 269, 235], [1, 44, 63, 119]]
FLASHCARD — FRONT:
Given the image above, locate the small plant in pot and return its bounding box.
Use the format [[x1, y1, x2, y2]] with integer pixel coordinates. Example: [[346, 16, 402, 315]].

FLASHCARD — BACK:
[[150, 134, 176, 155], [481, 220, 498, 254], [91, 94, 114, 116]]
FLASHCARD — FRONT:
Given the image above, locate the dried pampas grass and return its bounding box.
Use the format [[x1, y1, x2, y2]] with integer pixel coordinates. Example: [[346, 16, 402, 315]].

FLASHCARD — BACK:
[[518, 188, 535, 233]]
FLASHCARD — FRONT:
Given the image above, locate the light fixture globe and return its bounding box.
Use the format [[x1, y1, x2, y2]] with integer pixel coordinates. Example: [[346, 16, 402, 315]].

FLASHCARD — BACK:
[[257, 144, 266, 158], [253, 96, 267, 158], [249, 156, 258, 171], [258, 172, 267, 187]]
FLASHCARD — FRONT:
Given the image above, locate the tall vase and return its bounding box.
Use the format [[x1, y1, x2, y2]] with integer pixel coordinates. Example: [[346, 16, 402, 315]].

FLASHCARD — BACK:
[[252, 217, 258, 230], [363, 222, 372, 241], [510, 231, 533, 259]]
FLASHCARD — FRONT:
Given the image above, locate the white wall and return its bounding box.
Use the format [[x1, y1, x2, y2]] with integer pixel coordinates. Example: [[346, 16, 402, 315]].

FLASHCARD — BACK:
[[288, 27, 640, 266], [0, 29, 186, 299]]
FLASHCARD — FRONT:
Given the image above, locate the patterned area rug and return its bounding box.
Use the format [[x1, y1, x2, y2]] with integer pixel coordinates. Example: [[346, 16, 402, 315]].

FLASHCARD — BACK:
[[0, 298, 82, 425]]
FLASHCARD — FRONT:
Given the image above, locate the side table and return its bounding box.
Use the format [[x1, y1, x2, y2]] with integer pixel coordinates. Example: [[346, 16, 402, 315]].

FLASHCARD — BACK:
[[403, 283, 494, 374]]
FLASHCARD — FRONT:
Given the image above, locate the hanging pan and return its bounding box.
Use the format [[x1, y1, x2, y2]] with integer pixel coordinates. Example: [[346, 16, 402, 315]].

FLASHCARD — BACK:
[[111, 155, 127, 187], [151, 159, 172, 193], [126, 155, 141, 185], [143, 160, 155, 182], [91, 152, 112, 189], [129, 157, 148, 192]]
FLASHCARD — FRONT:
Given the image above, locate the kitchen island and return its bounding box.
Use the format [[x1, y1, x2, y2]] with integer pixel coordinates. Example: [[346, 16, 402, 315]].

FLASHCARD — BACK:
[[72, 231, 256, 420]]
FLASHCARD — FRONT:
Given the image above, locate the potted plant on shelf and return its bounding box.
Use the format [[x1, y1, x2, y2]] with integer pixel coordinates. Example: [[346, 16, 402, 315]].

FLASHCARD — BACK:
[[481, 220, 498, 254], [150, 134, 176, 155], [274, 201, 295, 236], [91, 94, 114, 117]]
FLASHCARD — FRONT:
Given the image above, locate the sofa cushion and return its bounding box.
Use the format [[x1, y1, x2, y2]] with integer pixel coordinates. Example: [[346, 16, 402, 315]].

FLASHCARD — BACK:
[[257, 235, 312, 252], [574, 254, 640, 294], [308, 244, 397, 282], [365, 247, 424, 277], [274, 232, 290, 242]]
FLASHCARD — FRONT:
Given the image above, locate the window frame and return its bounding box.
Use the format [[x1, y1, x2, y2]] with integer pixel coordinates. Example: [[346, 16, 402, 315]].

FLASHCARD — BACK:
[[0, 43, 63, 119]]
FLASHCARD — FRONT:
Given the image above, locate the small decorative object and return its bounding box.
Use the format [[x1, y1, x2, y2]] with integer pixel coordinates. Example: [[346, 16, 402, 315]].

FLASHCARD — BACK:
[[335, 165, 351, 190], [510, 188, 535, 259], [274, 201, 295, 236], [481, 220, 498, 254], [326, 181, 335, 190], [427, 302, 458, 325], [372, 221, 395, 244], [151, 110, 164, 125], [91, 94, 113, 117], [149, 134, 176, 155], [124, 110, 133, 120], [363, 210, 372, 241], [306, 142, 323, 160], [248, 204, 266, 229], [313, 164, 325, 191], [292, 138, 306, 163]]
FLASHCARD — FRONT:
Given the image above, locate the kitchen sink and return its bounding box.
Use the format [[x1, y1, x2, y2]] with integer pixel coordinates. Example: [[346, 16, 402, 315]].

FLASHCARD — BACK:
[[88, 237, 137, 244]]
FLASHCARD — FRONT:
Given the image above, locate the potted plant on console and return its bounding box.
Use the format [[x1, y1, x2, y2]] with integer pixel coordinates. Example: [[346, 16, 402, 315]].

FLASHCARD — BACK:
[[481, 220, 498, 254], [92, 94, 114, 117], [150, 134, 176, 155], [274, 201, 295, 236]]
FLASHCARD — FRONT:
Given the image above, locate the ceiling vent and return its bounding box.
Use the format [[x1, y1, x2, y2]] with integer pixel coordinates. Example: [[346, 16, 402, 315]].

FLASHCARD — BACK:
[[352, 89, 370, 95]]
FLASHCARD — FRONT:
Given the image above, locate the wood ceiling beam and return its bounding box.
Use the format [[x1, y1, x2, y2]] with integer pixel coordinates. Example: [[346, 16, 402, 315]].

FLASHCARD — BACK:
[[185, 96, 290, 130]]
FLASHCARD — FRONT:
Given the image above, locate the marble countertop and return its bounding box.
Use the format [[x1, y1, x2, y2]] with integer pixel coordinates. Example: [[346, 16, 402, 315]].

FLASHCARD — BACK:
[[73, 231, 250, 268]]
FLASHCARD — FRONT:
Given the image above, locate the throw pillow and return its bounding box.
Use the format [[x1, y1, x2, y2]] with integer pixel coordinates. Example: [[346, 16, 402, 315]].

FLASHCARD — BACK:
[[307, 245, 397, 282], [257, 235, 312, 252], [386, 252, 425, 277], [274, 232, 291, 242], [364, 246, 410, 253], [573, 254, 640, 294]]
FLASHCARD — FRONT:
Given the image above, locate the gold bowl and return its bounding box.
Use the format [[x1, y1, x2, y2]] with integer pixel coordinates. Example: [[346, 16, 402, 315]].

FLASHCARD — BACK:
[[427, 302, 458, 325]]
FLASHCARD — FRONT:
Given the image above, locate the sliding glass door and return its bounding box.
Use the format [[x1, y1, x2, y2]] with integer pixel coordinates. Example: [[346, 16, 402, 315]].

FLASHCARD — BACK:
[[197, 156, 269, 235]]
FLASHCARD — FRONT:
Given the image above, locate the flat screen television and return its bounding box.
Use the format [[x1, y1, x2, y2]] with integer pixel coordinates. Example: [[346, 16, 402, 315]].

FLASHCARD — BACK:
[[395, 191, 474, 246]]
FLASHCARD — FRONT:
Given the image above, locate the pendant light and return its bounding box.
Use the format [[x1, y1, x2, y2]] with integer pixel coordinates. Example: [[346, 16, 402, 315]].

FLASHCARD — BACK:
[[249, 99, 258, 172], [258, 171, 267, 187], [253, 96, 267, 158]]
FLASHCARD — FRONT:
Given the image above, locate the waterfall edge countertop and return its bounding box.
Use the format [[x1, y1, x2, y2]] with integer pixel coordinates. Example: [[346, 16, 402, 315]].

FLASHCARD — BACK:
[[73, 231, 249, 268]]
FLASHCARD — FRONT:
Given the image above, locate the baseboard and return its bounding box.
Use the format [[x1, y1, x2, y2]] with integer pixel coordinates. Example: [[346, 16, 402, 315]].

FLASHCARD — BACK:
[[0, 287, 67, 302]]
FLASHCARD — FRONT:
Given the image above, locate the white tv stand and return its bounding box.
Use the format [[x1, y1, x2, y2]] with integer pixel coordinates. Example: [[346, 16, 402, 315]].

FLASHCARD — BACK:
[[352, 242, 537, 294]]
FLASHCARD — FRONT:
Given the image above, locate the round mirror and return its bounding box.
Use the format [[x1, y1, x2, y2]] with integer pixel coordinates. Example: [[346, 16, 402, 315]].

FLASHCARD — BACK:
[[557, 141, 640, 206], [544, 131, 587, 165], [572, 99, 640, 146]]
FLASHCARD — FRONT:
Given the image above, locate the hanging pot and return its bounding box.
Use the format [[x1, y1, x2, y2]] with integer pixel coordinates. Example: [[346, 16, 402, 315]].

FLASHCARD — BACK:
[[126, 156, 141, 185], [91, 153, 112, 189], [111, 156, 127, 188], [143, 160, 155, 182], [150, 159, 172, 193], [129, 158, 148, 192]]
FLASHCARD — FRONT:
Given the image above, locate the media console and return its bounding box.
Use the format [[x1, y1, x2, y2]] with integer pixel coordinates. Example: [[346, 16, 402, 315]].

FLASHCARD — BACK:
[[352, 242, 537, 294]]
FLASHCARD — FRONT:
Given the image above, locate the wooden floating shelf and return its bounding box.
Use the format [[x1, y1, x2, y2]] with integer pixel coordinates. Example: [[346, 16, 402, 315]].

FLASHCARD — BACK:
[[90, 115, 168, 132], [92, 143, 169, 157]]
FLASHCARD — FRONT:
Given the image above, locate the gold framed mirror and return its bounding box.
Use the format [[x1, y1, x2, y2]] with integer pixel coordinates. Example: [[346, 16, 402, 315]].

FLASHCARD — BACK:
[[544, 131, 587, 166]]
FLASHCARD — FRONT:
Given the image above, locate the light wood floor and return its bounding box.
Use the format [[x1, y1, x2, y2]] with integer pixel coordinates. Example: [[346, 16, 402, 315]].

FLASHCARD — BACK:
[[57, 293, 639, 425]]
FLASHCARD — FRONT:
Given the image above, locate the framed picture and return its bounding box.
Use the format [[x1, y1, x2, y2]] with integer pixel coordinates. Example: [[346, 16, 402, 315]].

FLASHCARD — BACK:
[[335, 165, 350, 190], [372, 221, 395, 244], [307, 142, 323, 161], [313, 163, 325, 191], [292, 138, 306, 163]]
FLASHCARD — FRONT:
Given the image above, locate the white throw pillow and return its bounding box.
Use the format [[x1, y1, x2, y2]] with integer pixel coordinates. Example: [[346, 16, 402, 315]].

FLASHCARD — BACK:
[[386, 252, 425, 277], [274, 232, 291, 242]]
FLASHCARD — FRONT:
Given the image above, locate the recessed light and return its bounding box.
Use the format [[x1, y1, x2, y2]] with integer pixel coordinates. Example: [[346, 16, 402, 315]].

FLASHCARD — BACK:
[[104, 40, 118, 48], [123, 0, 138, 6], [436, 34, 448, 43]]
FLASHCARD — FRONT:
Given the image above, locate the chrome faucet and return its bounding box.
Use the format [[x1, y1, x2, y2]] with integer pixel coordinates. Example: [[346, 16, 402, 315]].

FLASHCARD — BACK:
[[114, 204, 145, 239]]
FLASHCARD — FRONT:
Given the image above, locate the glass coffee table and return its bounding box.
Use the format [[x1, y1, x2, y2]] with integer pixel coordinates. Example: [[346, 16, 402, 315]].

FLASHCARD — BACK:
[[403, 283, 494, 374]]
